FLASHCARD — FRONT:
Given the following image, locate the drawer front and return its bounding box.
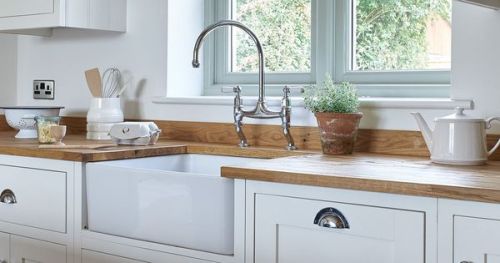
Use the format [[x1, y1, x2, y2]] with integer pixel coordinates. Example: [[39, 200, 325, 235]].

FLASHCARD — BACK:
[[254, 194, 425, 263], [0, 0, 54, 18], [11, 235, 66, 263], [454, 216, 500, 263], [0, 165, 66, 233]]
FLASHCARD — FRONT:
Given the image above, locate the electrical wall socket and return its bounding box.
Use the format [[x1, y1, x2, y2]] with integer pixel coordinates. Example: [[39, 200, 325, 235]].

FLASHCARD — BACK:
[[33, 80, 55, 100]]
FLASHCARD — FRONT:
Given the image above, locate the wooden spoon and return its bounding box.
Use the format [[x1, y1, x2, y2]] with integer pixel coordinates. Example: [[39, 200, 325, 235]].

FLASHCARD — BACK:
[[85, 68, 102, 98]]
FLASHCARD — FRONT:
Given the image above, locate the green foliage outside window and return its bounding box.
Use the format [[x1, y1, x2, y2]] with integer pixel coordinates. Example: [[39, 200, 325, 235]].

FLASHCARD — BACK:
[[233, 0, 451, 73], [355, 0, 451, 70], [233, 0, 311, 73]]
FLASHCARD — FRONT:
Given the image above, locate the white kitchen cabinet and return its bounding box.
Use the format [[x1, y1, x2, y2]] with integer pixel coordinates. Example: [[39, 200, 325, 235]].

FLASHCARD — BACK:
[[245, 181, 438, 263], [0, 155, 75, 263], [454, 216, 500, 263], [0, 0, 127, 36], [253, 194, 425, 263], [11, 235, 66, 263], [0, 232, 9, 263], [438, 199, 500, 263], [0, 165, 67, 233], [0, 0, 54, 18]]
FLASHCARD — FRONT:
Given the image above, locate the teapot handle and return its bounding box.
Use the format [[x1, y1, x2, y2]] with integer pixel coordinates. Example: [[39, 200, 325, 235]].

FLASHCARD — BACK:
[[486, 117, 500, 156]]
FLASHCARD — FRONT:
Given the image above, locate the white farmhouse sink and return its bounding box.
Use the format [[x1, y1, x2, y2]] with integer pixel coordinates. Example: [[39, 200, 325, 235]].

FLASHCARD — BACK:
[[85, 154, 260, 255]]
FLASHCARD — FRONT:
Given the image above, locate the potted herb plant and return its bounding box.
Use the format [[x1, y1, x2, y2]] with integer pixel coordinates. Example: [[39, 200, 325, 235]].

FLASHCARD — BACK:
[[303, 75, 362, 155]]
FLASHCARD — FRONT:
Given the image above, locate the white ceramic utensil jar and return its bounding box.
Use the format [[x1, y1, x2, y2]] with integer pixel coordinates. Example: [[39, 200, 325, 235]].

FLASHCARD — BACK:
[[412, 107, 500, 165], [87, 98, 124, 123]]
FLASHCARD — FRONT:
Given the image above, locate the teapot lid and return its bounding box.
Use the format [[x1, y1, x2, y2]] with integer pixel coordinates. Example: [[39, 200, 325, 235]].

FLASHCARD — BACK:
[[436, 107, 485, 123]]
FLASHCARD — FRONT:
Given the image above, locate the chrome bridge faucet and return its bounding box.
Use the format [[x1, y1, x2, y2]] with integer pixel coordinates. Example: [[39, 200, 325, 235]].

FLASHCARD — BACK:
[[192, 20, 296, 150]]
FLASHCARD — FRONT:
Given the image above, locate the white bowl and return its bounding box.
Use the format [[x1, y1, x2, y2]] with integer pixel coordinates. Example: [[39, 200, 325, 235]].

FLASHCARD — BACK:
[[1, 107, 64, 139]]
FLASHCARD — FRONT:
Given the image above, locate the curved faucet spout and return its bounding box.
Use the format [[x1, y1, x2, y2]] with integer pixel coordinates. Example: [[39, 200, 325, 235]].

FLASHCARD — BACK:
[[192, 20, 266, 103]]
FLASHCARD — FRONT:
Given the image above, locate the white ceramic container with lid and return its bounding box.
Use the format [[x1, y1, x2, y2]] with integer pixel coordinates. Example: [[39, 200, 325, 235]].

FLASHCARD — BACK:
[[109, 122, 161, 145], [412, 107, 500, 165]]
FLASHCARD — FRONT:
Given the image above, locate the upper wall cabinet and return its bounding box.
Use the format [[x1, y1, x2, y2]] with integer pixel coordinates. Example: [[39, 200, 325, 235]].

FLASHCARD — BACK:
[[458, 0, 500, 9], [0, 0, 127, 36]]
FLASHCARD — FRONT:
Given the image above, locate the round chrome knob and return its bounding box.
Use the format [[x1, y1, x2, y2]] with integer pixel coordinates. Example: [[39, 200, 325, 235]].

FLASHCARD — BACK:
[[0, 189, 17, 204], [314, 207, 349, 229]]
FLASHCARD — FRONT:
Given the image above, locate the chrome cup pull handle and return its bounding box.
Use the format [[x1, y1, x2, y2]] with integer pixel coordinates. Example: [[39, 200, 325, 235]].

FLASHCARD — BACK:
[[314, 207, 349, 229], [0, 189, 17, 204]]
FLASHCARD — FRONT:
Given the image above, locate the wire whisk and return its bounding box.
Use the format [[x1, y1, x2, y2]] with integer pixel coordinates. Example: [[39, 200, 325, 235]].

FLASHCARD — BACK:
[[102, 67, 123, 98]]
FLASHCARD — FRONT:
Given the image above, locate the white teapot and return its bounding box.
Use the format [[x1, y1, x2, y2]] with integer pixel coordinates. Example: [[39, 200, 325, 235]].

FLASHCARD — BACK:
[[411, 108, 500, 165]]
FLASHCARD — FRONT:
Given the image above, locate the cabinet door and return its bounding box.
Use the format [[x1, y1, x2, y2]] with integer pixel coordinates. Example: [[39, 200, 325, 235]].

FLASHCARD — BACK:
[[0, 0, 54, 18], [10, 235, 66, 263], [82, 250, 149, 263], [0, 232, 8, 263], [254, 194, 425, 263], [455, 216, 500, 263]]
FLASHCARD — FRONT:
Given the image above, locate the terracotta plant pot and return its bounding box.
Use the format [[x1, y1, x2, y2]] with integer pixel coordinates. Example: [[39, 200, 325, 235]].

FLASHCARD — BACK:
[[314, 112, 363, 155]]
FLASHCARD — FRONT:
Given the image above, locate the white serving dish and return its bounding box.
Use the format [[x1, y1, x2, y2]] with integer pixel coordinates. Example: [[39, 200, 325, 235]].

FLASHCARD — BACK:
[[1, 106, 64, 139], [85, 154, 261, 255]]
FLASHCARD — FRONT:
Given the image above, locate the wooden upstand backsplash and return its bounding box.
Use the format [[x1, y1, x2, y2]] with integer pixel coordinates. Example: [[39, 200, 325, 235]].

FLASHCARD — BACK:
[[0, 115, 498, 161]]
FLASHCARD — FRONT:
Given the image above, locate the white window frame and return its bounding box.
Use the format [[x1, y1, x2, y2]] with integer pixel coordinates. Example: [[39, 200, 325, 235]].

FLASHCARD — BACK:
[[203, 0, 451, 98]]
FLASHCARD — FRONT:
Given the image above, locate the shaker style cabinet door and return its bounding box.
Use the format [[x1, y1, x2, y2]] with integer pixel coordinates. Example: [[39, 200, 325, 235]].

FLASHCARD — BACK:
[[0, 232, 8, 263], [0, 0, 54, 18], [254, 194, 425, 263], [10, 235, 66, 263], [455, 216, 500, 263]]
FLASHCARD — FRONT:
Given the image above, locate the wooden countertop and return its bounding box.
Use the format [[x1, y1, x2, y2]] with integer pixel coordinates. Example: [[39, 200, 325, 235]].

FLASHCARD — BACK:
[[0, 131, 306, 162], [222, 154, 500, 203], [2, 131, 500, 203]]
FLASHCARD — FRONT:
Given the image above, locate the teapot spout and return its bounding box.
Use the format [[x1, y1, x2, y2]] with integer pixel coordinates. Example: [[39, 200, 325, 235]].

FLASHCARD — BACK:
[[411, 112, 433, 150]]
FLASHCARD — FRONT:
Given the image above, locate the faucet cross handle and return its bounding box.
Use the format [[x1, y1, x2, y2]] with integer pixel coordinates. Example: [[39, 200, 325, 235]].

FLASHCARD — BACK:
[[283, 86, 291, 95], [233, 86, 243, 108], [233, 85, 242, 95]]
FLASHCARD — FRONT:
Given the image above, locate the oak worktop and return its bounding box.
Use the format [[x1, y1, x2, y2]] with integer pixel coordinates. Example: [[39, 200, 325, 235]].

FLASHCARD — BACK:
[[222, 154, 500, 203], [0, 131, 304, 162], [1, 131, 500, 203]]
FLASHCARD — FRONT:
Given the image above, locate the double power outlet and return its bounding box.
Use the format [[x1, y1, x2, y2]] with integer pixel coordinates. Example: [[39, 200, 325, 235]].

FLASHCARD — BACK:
[[33, 80, 55, 100]]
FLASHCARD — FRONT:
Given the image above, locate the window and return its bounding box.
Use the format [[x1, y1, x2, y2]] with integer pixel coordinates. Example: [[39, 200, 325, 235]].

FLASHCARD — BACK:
[[231, 0, 312, 73], [352, 0, 451, 71], [205, 0, 451, 98]]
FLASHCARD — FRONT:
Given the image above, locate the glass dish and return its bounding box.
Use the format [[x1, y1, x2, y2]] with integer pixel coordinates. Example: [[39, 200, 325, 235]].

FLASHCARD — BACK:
[[35, 116, 61, 144]]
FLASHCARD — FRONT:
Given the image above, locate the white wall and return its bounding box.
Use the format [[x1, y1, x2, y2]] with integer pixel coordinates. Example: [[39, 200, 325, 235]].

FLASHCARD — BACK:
[[166, 0, 204, 97], [3, 0, 500, 132], [451, 1, 500, 123], [16, 0, 170, 117], [0, 34, 17, 109]]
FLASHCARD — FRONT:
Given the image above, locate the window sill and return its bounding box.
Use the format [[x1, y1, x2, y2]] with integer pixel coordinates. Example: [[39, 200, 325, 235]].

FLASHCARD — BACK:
[[152, 96, 473, 110]]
